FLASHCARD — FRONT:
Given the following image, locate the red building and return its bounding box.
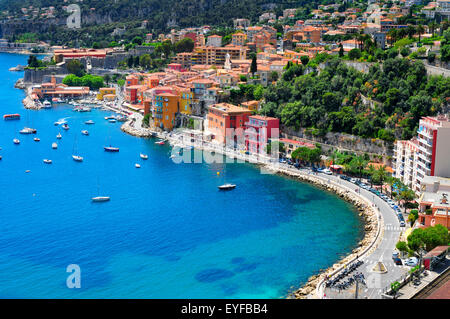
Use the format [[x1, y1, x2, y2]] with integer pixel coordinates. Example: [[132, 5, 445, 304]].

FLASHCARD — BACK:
[[207, 103, 252, 145], [245, 115, 279, 154]]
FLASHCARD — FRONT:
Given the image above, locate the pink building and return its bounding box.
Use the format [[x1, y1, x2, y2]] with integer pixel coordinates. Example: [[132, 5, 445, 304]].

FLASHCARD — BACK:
[[245, 115, 279, 154]]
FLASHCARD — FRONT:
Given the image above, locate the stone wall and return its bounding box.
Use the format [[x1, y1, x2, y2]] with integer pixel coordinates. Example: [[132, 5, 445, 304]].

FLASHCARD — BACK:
[[23, 65, 68, 84], [281, 126, 393, 161]]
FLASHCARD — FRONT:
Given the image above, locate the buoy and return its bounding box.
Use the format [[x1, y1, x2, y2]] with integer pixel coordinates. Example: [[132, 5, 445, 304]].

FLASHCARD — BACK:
[[217, 171, 220, 176]]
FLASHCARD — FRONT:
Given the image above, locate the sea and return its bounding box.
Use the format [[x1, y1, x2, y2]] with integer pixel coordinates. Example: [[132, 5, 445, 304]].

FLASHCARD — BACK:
[[0, 53, 363, 298]]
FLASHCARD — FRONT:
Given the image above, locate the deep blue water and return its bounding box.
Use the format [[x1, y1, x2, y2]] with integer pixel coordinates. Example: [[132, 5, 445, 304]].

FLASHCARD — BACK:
[[0, 53, 363, 298]]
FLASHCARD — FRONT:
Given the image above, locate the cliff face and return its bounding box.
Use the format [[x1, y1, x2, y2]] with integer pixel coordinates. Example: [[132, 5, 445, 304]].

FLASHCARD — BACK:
[[0, 13, 115, 37]]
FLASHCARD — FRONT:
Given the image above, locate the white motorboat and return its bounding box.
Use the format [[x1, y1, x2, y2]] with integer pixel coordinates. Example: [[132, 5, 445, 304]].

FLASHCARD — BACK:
[[62, 123, 69, 130], [56, 133, 62, 139], [13, 138, 20, 144], [218, 183, 236, 190], [81, 130, 89, 136], [52, 142, 58, 149], [135, 163, 141, 168], [92, 196, 110, 202], [19, 127, 37, 134], [155, 140, 165, 145], [140, 153, 148, 160], [108, 119, 117, 123], [42, 100, 52, 108], [85, 120, 95, 125], [104, 146, 119, 152], [72, 155, 83, 162], [34, 137, 40, 142], [43, 159, 52, 164]]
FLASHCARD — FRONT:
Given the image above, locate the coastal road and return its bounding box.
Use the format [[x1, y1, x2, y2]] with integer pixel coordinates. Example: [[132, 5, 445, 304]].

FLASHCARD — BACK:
[[281, 166, 409, 299]]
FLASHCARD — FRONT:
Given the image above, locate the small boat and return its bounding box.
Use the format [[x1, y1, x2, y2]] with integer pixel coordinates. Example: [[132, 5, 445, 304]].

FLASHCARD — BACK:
[[34, 137, 40, 142], [13, 138, 20, 144], [218, 183, 236, 190], [56, 133, 62, 139], [52, 142, 58, 149], [3, 114, 20, 120], [155, 140, 165, 145], [19, 127, 37, 134], [116, 116, 128, 122], [0, 155, 2, 160], [104, 146, 119, 152], [85, 120, 95, 125], [92, 196, 110, 202], [135, 163, 141, 168], [54, 118, 67, 126], [72, 155, 83, 162], [104, 116, 115, 120], [43, 159, 52, 164], [108, 119, 117, 123], [42, 100, 52, 109], [81, 130, 89, 136], [62, 123, 69, 130], [140, 153, 148, 160], [25, 170, 30, 173]]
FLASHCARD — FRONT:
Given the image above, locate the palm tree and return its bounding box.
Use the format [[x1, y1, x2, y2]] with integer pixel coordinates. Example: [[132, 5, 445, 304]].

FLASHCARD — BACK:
[[354, 155, 367, 182], [416, 25, 425, 42], [375, 165, 388, 194], [368, 164, 376, 188], [397, 189, 416, 214], [429, 21, 438, 38]]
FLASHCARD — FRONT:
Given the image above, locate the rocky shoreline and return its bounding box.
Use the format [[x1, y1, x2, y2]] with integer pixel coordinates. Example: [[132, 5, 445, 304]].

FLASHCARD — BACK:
[[267, 167, 380, 299], [120, 123, 381, 300]]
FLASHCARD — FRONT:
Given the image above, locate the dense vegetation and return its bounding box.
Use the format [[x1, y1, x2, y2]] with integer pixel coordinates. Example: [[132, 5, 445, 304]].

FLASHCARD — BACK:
[[62, 74, 104, 90], [258, 56, 449, 142], [0, 0, 337, 46]]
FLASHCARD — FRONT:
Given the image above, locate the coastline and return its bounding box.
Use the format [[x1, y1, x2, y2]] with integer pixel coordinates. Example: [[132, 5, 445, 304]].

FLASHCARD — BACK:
[[15, 83, 382, 299], [120, 122, 382, 299]]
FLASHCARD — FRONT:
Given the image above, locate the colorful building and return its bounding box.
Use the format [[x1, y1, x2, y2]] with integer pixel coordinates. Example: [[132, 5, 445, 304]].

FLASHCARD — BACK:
[[245, 115, 279, 154], [31, 75, 89, 99], [207, 103, 252, 144], [96, 87, 116, 100], [153, 92, 179, 130], [418, 175, 450, 230], [393, 115, 450, 193]]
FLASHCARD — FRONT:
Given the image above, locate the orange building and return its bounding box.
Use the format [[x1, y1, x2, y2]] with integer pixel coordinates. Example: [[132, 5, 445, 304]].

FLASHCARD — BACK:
[[207, 103, 252, 144], [31, 75, 89, 99], [153, 92, 179, 130]]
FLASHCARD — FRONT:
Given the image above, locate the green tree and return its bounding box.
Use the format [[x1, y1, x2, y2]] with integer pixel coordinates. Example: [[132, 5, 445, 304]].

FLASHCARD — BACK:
[[66, 59, 85, 77], [397, 189, 416, 214], [250, 55, 257, 76], [174, 38, 194, 53], [396, 241, 409, 255], [139, 54, 152, 70], [348, 48, 361, 60]]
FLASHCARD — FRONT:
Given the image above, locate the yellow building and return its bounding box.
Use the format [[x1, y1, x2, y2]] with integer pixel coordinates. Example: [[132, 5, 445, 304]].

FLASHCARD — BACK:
[[178, 88, 193, 115], [153, 92, 179, 130], [97, 87, 116, 100], [240, 100, 259, 111], [232, 32, 247, 46]]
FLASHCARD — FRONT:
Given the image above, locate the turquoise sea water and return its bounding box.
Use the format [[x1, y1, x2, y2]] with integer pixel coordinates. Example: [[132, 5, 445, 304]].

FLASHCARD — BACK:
[[0, 53, 363, 298]]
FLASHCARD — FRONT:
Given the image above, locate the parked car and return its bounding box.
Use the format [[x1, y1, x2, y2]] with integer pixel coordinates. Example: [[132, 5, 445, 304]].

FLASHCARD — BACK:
[[400, 221, 406, 227], [350, 178, 357, 183], [394, 258, 403, 265], [404, 257, 418, 267], [322, 168, 332, 175]]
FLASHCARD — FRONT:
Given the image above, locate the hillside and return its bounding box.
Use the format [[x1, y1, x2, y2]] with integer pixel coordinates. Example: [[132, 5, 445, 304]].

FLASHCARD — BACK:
[[0, 0, 319, 44]]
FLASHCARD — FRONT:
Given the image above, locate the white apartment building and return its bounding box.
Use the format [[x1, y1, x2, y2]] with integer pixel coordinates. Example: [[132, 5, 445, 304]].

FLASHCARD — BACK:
[[437, 0, 450, 18], [393, 115, 450, 193]]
